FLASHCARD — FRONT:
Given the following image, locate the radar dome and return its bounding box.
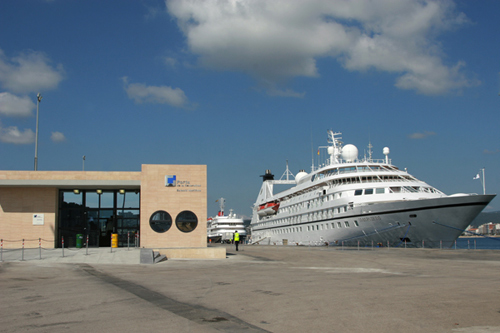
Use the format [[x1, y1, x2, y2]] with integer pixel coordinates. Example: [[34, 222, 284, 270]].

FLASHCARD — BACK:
[[295, 170, 308, 183], [383, 147, 390, 155], [341, 144, 358, 162]]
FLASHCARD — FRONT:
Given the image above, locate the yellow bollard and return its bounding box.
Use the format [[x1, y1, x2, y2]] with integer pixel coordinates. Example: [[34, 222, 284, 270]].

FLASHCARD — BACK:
[[111, 233, 118, 248]]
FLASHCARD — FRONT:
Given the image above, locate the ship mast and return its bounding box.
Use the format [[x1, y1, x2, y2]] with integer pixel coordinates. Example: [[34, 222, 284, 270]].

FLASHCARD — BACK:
[[327, 130, 342, 165]]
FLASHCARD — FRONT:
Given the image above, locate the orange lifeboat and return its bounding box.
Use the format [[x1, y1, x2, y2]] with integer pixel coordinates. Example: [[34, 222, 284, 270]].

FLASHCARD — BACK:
[[257, 202, 279, 216]]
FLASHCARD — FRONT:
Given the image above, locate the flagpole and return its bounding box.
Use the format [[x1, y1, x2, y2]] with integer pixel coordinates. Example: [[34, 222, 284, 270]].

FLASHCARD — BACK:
[[482, 168, 485, 195]]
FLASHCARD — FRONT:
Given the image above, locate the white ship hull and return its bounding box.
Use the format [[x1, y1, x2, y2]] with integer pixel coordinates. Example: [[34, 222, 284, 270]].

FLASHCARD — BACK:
[[208, 198, 247, 242], [251, 194, 494, 248], [250, 130, 495, 248]]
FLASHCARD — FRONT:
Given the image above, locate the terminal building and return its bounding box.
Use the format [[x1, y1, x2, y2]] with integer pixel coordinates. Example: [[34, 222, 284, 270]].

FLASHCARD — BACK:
[[0, 164, 224, 259]]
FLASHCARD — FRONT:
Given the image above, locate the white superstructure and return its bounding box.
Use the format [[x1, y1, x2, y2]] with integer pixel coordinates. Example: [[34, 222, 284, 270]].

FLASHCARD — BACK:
[[250, 130, 495, 248], [207, 198, 247, 243]]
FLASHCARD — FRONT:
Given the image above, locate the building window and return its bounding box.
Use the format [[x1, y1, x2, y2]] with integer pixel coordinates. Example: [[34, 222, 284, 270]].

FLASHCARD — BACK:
[[176, 210, 198, 233], [150, 210, 172, 233]]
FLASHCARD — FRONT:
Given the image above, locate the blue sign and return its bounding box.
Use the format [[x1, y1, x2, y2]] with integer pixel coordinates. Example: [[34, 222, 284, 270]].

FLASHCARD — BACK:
[[165, 175, 176, 187]]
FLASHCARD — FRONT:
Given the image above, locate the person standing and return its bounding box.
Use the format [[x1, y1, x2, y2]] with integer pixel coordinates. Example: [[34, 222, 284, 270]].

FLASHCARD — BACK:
[[234, 230, 240, 251]]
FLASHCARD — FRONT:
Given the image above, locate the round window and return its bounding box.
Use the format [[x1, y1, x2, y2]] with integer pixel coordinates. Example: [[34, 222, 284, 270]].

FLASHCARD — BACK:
[[175, 211, 198, 233], [149, 210, 172, 233]]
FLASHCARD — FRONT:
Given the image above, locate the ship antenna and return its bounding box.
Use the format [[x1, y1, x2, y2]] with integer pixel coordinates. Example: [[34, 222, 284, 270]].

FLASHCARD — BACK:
[[310, 129, 315, 172], [280, 160, 295, 181], [367, 141, 373, 161]]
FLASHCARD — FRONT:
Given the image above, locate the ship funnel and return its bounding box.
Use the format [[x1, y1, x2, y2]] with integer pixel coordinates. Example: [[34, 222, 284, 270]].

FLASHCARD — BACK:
[[261, 170, 275, 182]]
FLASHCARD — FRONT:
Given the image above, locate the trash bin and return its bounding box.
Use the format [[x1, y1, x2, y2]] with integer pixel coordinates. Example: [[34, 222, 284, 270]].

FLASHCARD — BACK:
[[111, 233, 118, 248], [76, 234, 83, 248]]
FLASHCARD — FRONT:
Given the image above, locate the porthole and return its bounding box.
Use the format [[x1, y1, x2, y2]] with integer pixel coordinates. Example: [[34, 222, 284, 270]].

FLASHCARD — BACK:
[[176, 210, 198, 233], [149, 210, 172, 233]]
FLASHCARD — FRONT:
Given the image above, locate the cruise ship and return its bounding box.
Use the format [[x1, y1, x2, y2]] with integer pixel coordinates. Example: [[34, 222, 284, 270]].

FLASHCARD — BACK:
[[207, 198, 247, 243], [250, 130, 495, 248]]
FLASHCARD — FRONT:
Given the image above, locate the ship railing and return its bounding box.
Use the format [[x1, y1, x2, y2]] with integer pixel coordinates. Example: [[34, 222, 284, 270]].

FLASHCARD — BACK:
[[317, 158, 392, 169], [330, 238, 500, 250], [329, 177, 420, 188]]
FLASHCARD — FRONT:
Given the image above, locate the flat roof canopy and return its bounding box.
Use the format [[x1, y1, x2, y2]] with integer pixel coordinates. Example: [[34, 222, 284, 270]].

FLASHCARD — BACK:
[[0, 179, 141, 190]]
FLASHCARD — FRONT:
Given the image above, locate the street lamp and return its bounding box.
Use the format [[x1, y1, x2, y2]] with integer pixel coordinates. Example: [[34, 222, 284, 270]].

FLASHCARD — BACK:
[[34, 93, 42, 171]]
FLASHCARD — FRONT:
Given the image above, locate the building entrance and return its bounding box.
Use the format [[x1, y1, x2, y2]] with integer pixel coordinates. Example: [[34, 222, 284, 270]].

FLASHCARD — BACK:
[[58, 189, 140, 248]]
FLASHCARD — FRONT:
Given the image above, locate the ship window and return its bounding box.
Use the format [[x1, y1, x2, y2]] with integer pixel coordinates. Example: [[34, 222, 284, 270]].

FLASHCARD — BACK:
[[390, 187, 401, 193], [409, 214, 417, 218], [316, 225, 320, 230], [365, 189, 373, 195], [344, 221, 350, 227], [149, 210, 172, 233], [175, 211, 198, 233], [354, 189, 363, 196], [354, 220, 359, 227], [337, 222, 342, 228], [331, 222, 335, 228], [376, 188, 385, 194]]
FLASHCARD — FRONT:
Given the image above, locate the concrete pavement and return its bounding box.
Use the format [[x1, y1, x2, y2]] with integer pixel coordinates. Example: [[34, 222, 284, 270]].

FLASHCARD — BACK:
[[1, 244, 500, 332]]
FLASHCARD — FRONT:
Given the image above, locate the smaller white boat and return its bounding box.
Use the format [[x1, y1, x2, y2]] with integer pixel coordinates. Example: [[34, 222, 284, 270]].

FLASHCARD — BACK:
[[207, 198, 247, 243]]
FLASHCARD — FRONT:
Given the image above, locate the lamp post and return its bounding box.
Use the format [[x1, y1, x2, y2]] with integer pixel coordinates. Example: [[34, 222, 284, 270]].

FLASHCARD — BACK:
[[34, 93, 42, 171]]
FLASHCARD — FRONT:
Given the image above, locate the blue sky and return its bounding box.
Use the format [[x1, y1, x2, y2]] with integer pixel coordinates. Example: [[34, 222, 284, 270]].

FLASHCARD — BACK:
[[0, 0, 499, 217]]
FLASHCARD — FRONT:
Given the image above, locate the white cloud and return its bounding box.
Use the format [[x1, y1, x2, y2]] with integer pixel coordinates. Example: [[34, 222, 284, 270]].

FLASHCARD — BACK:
[[166, 0, 476, 95], [0, 49, 65, 94], [266, 85, 305, 98], [408, 131, 436, 139], [51, 131, 66, 142], [0, 92, 35, 117], [483, 149, 499, 155], [122, 77, 192, 108], [0, 121, 35, 144], [164, 57, 178, 68]]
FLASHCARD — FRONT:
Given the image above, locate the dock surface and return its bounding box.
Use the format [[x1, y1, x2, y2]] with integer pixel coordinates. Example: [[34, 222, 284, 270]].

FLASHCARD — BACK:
[[1, 245, 499, 332]]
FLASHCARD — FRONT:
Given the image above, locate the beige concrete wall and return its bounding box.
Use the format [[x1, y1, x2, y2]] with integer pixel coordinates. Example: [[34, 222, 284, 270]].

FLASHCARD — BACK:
[[0, 166, 208, 252], [140, 165, 207, 249], [157, 247, 226, 259], [0, 187, 58, 249], [0, 170, 141, 249]]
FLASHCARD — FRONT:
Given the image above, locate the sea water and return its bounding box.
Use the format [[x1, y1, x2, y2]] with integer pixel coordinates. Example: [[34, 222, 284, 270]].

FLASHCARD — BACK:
[[455, 237, 500, 250]]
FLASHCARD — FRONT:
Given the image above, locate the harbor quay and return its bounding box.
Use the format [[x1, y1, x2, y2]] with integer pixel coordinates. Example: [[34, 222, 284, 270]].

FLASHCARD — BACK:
[[1, 245, 499, 332]]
